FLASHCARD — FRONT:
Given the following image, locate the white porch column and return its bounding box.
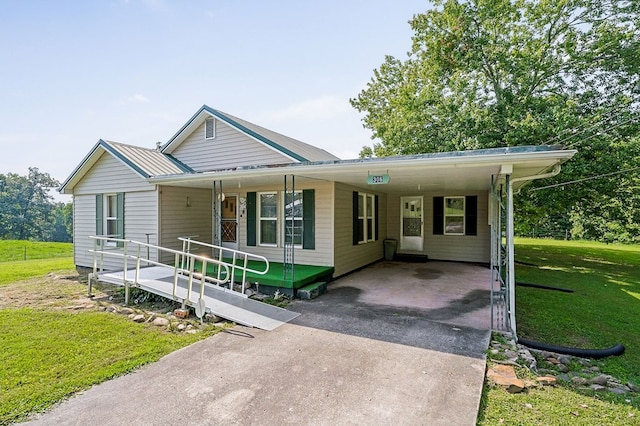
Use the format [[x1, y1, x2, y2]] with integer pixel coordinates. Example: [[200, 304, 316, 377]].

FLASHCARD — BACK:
[[506, 174, 517, 335]]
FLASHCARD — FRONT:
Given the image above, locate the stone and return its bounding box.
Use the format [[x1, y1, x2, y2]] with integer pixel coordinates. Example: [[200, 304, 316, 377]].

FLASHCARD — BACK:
[[205, 313, 222, 323], [106, 306, 117, 313], [558, 355, 572, 365], [536, 376, 557, 386], [540, 351, 554, 359], [245, 289, 255, 297], [590, 384, 607, 392], [557, 374, 571, 382], [627, 382, 640, 393], [610, 388, 628, 395], [571, 377, 587, 386], [152, 317, 169, 327], [486, 365, 525, 393], [132, 314, 145, 322], [557, 364, 569, 373], [120, 307, 134, 315], [588, 374, 609, 386], [128, 313, 135, 319], [504, 350, 518, 359], [547, 357, 560, 365], [177, 323, 186, 331]]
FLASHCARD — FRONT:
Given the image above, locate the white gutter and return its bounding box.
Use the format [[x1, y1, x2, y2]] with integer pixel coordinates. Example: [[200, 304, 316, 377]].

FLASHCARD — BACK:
[[149, 149, 576, 185], [506, 164, 562, 335]]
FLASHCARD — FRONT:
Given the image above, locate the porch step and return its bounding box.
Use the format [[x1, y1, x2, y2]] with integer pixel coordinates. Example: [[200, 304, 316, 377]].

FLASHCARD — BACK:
[[395, 253, 428, 263], [297, 281, 327, 300]]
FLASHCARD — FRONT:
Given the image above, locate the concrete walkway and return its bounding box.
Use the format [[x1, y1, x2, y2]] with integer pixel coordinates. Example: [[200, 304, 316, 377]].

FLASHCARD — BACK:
[[26, 261, 491, 425]]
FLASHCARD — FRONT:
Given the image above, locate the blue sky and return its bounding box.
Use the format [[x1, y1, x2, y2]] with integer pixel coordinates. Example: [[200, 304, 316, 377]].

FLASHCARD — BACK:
[[1, 0, 429, 199]]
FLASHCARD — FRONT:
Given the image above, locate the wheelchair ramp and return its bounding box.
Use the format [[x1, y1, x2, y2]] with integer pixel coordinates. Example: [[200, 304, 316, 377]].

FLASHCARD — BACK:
[[97, 266, 300, 331]]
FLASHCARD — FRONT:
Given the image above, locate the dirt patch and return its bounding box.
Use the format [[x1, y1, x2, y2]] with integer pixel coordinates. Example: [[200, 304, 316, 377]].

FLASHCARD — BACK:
[[0, 272, 178, 314]]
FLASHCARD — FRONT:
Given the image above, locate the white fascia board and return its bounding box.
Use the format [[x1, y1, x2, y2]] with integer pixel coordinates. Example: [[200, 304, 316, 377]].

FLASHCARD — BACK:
[[148, 149, 577, 186]]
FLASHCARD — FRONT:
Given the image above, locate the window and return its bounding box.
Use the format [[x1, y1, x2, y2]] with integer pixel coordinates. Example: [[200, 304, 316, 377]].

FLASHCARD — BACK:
[[258, 192, 278, 246], [246, 190, 315, 249], [284, 191, 303, 246], [105, 194, 119, 238], [96, 193, 124, 247], [444, 197, 465, 235], [433, 195, 477, 236], [354, 192, 376, 244], [205, 117, 216, 139]]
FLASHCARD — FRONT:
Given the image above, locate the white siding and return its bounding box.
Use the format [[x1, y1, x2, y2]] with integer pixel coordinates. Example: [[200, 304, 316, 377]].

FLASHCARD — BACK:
[[72, 152, 159, 270], [170, 121, 292, 172], [74, 152, 152, 194], [234, 181, 334, 267], [387, 191, 490, 263], [73, 190, 158, 270], [333, 183, 388, 277], [159, 186, 213, 263]]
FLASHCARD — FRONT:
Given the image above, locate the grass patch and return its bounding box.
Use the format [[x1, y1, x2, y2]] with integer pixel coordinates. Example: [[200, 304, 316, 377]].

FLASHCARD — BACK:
[[0, 241, 225, 424], [0, 240, 72, 262], [478, 238, 640, 424], [0, 258, 75, 286], [0, 308, 217, 424]]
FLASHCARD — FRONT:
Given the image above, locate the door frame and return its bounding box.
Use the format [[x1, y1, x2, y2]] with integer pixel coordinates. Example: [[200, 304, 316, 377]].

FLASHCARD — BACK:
[[221, 193, 239, 250], [400, 196, 424, 252]]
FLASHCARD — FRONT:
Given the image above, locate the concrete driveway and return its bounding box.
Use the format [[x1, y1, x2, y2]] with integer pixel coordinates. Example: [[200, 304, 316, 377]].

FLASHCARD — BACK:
[[26, 261, 491, 426]]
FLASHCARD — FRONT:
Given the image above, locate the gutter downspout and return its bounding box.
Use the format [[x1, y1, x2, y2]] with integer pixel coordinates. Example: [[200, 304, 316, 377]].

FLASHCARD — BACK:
[[506, 164, 561, 336]]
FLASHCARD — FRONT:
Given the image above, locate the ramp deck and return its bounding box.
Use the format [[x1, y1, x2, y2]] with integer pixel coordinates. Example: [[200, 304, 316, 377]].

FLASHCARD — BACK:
[[97, 266, 300, 331]]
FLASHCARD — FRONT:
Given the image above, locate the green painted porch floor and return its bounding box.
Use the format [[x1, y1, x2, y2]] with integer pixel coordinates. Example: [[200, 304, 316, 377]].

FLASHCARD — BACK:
[[194, 260, 333, 290]]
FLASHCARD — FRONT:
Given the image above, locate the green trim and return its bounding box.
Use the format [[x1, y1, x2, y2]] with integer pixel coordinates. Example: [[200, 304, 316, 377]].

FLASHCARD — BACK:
[[116, 192, 125, 247], [247, 192, 257, 246], [99, 140, 150, 178], [433, 196, 444, 235], [162, 105, 309, 162], [95, 194, 103, 242], [204, 107, 308, 162], [465, 195, 478, 236], [302, 189, 315, 250]]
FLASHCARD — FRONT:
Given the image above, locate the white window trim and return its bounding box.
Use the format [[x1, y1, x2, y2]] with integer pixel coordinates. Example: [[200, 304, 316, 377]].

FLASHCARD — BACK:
[[358, 192, 376, 244], [205, 117, 216, 140], [104, 193, 118, 246], [284, 190, 303, 248], [444, 196, 465, 236], [258, 192, 278, 247]]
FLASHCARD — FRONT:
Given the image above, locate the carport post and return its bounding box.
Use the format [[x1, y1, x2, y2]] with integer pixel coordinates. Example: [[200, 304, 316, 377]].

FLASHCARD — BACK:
[[506, 174, 517, 335]]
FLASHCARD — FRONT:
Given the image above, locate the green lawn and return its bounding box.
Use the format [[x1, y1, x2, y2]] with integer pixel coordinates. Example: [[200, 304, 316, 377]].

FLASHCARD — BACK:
[[0, 240, 72, 262], [478, 239, 640, 424], [0, 240, 223, 424]]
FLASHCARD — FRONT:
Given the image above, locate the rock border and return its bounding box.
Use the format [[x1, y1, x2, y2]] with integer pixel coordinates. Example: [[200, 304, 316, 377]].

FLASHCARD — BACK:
[[487, 331, 639, 397]]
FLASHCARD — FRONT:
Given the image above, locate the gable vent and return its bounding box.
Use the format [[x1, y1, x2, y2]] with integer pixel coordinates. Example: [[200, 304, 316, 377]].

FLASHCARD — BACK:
[[205, 117, 216, 139]]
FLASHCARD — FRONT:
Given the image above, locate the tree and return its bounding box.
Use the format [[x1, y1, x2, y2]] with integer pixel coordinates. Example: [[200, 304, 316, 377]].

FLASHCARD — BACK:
[[0, 168, 66, 241], [351, 0, 640, 242]]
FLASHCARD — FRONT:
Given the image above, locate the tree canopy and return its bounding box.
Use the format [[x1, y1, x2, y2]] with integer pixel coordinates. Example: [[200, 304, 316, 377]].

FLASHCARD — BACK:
[[351, 0, 640, 242], [0, 168, 72, 242]]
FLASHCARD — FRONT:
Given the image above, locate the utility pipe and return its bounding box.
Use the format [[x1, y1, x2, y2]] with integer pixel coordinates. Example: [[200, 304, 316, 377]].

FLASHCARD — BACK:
[[506, 164, 561, 336]]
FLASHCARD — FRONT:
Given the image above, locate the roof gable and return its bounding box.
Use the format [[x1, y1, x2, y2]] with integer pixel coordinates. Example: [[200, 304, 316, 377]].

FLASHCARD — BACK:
[[59, 140, 189, 193], [161, 105, 340, 163]]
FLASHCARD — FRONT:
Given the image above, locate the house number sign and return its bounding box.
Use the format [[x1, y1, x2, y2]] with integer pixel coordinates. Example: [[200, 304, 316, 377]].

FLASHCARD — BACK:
[[367, 174, 390, 185]]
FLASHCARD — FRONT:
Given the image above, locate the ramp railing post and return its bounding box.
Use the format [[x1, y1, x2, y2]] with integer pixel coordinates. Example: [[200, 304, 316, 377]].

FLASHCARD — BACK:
[[123, 240, 129, 306], [173, 252, 179, 299]]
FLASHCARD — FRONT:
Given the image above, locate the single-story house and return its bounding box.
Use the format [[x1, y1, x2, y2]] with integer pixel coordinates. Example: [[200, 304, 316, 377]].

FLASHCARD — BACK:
[[60, 104, 576, 332]]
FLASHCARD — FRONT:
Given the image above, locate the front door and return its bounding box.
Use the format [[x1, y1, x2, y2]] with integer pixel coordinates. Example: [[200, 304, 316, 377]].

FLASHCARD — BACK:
[[221, 195, 238, 249], [400, 196, 423, 251]]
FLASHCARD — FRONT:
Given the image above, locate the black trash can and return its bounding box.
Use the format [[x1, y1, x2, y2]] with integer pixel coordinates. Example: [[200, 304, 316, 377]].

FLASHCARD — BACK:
[[383, 239, 397, 261]]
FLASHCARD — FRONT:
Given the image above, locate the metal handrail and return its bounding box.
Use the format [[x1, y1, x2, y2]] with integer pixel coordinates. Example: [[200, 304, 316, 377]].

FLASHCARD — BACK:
[[178, 237, 269, 295], [89, 236, 231, 305]]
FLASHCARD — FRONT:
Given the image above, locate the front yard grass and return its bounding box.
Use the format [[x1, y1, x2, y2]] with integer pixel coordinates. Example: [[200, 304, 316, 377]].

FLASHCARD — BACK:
[[0, 247, 224, 424], [478, 239, 640, 425]]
